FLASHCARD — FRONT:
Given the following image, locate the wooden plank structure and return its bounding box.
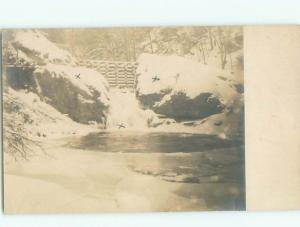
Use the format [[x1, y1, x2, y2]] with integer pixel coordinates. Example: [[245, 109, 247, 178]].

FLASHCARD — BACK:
[[78, 60, 138, 91]]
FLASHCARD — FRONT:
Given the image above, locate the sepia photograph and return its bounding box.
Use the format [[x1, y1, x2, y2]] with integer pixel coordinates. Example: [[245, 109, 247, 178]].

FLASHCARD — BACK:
[[2, 26, 245, 213]]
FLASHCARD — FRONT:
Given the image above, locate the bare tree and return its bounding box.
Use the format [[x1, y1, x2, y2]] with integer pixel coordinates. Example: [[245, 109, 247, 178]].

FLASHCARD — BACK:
[[4, 93, 43, 160], [215, 28, 228, 69]]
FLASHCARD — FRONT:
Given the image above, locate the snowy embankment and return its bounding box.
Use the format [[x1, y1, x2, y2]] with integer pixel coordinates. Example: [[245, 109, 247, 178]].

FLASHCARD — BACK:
[[4, 137, 206, 213], [136, 53, 244, 138], [5, 88, 94, 140], [5, 138, 242, 213], [8, 30, 110, 124], [4, 30, 111, 161]]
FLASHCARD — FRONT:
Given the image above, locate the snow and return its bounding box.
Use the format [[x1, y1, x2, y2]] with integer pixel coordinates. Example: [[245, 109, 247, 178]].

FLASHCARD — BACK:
[[4, 132, 243, 213], [102, 55, 242, 137], [16, 48, 34, 64], [5, 88, 96, 141], [136, 53, 238, 105], [3, 28, 244, 213], [9, 30, 242, 137], [4, 143, 208, 213], [146, 99, 243, 138], [35, 64, 110, 106], [13, 30, 75, 64], [9, 29, 111, 123]]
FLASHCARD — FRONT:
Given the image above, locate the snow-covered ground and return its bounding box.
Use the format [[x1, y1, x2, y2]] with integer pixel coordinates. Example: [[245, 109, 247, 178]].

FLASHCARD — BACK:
[[4, 144, 203, 213], [4, 151, 202, 213], [4, 134, 243, 213]]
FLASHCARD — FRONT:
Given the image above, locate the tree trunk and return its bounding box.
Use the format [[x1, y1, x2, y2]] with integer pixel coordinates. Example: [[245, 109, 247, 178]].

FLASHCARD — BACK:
[[199, 43, 207, 64], [229, 53, 233, 72], [208, 29, 214, 50], [221, 46, 227, 69], [132, 39, 136, 61], [148, 31, 154, 54]]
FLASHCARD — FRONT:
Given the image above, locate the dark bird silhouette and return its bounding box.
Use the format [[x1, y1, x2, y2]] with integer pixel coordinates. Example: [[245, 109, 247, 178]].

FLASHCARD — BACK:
[[118, 123, 125, 129], [74, 73, 81, 79], [152, 75, 160, 82]]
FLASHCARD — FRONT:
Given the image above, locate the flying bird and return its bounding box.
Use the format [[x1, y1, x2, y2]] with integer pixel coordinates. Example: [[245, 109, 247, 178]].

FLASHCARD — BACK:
[[152, 75, 160, 82], [74, 73, 81, 79]]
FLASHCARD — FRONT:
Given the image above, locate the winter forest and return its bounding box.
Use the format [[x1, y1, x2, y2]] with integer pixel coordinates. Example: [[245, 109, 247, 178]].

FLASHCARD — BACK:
[[2, 26, 245, 213]]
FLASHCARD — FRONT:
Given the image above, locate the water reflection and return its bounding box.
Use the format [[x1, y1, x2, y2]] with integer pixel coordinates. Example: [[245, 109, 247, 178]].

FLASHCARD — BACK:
[[71, 131, 238, 153]]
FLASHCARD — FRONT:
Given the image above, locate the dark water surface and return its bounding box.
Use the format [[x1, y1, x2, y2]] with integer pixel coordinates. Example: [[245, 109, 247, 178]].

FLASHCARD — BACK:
[[70, 131, 241, 153]]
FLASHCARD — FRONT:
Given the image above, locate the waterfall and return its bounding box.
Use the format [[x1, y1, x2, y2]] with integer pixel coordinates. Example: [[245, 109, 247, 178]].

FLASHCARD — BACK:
[[106, 89, 159, 131]]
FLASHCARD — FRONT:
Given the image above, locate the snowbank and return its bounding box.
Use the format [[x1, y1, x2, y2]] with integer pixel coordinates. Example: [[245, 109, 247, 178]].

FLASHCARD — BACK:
[[4, 88, 95, 141], [137, 53, 237, 103], [4, 144, 209, 213], [136, 54, 241, 121]]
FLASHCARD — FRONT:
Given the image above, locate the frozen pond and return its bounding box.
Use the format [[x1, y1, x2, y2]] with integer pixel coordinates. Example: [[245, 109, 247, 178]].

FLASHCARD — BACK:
[[70, 131, 240, 153], [5, 131, 245, 212], [67, 131, 246, 210]]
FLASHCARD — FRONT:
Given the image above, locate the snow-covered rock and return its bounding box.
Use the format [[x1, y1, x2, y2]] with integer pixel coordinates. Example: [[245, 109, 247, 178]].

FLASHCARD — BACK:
[[183, 95, 244, 139], [136, 54, 242, 121], [6, 30, 110, 124], [33, 64, 110, 124]]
